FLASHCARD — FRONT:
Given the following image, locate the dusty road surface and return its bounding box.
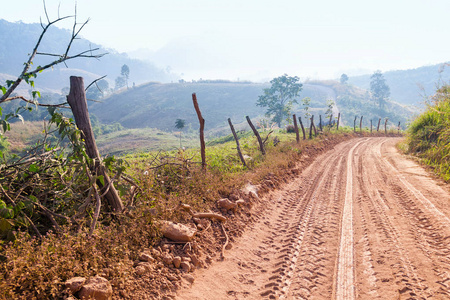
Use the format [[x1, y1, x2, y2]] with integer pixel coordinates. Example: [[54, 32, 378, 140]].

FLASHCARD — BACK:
[[176, 137, 450, 300]]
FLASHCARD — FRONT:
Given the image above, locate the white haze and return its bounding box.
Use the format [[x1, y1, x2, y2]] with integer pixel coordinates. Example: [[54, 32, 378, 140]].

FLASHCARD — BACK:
[[3, 0, 450, 81]]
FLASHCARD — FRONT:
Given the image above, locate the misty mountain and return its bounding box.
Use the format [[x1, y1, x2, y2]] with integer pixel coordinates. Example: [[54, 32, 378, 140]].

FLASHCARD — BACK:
[[347, 63, 450, 106], [0, 19, 177, 93]]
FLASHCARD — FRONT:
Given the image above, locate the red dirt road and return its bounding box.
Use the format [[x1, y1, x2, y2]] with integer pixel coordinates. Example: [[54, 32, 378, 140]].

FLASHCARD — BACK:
[[176, 137, 450, 299]]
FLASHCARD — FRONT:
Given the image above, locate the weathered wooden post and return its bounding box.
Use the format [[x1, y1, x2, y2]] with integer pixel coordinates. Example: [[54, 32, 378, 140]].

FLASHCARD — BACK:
[[293, 114, 300, 143], [319, 115, 323, 132], [354, 116, 357, 132], [192, 93, 206, 169], [377, 118, 381, 132], [384, 118, 388, 134], [228, 118, 246, 167], [298, 117, 306, 140], [246, 116, 265, 155], [309, 115, 317, 138], [329, 113, 333, 127], [360, 115, 363, 132], [67, 76, 124, 212], [398, 121, 401, 134], [337, 113, 340, 130], [370, 119, 373, 134]]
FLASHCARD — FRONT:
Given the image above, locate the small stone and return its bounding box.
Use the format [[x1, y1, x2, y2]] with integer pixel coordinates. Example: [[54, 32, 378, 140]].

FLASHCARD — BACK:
[[79, 276, 113, 300], [181, 256, 191, 262], [139, 253, 154, 262], [162, 253, 173, 265], [205, 255, 212, 264], [137, 262, 153, 272], [173, 256, 181, 268], [190, 254, 200, 267], [152, 248, 161, 258], [167, 274, 178, 281], [135, 265, 146, 276], [160, 221, 197, 243], [180, 261, 191, 272], [217, 198, 237, 211], [225, 243, 233, 250], [65, 277, 86, 294], [182, 274, 195, 284]]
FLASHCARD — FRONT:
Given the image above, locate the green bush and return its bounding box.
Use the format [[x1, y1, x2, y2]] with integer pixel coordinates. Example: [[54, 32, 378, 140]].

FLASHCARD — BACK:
[[407, 85, 450, 180]]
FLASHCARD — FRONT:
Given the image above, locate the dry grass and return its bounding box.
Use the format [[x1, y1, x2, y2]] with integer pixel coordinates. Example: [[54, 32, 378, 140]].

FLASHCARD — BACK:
[[0, 129, 390, 299]]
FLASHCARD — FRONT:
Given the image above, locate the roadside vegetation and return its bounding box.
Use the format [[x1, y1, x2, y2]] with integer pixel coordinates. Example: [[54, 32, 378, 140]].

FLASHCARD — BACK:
[[406, 84, 450, 181], [1, 120, 401, 298]]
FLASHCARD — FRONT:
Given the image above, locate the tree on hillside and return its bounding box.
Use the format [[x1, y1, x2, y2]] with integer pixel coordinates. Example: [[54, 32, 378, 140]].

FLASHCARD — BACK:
[[340, 74, 349, 84], [256, 74, 303, 127], [121, 64, 130, 88], [370, 70, 390, 109], [175, 118, 186, 148], [115, 76, 126, 90]]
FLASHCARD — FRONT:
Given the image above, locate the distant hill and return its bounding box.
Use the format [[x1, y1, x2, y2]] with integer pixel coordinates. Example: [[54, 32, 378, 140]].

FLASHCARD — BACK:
[[347, 63, 450, 106], [0, 19, 177, 94], [90, 80, 415, 135]]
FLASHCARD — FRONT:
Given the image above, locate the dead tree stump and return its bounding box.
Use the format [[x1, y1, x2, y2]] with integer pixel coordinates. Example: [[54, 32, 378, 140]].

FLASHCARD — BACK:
[[246, 116, 265, 155], [228, 118, 246, 167], [67, 76, 124, 213], [192, 93, 206, 169]]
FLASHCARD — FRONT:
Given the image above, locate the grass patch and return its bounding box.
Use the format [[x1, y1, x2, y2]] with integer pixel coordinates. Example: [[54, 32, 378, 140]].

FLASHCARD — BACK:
[[406, 84, 450, 181]]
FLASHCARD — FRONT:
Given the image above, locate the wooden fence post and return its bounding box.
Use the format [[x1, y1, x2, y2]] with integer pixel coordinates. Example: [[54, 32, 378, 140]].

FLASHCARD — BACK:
[[370, 119, 373, 134], [377, 118, 381, 132], [192, 93, 206, 169], [354, 116, 357, 132], [384, 118, 388, 134], [360, 115, 363, 132], [298, 116, 306, 140], [228, 118, 246, 167], [67, 76, 124, 213], [319, 115, 323, 132], [293, 114, 300, 143], [329, 113, 333, 127], [246, 116, 265, 155], [337, 113, 340, 130], [398, 122, 401, 134]]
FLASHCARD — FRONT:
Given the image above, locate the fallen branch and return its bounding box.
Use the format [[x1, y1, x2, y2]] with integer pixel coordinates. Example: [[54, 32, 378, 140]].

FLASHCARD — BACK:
[[180, 203, 227, 222], [220, 223, 229, 260]]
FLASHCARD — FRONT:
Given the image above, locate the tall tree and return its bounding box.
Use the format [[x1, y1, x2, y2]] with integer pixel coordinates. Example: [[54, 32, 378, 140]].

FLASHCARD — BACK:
[[340, 73, 349, 84], [370, 70, 390, 109], [256, 74, 303, 127], [121, 64, 130, 88], [175, 118, 186, 148]]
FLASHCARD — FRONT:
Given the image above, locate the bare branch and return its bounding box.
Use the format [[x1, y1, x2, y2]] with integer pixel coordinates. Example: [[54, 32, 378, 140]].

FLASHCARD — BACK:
[[3, 96, 69, 108], [85, 75, 107, 91]]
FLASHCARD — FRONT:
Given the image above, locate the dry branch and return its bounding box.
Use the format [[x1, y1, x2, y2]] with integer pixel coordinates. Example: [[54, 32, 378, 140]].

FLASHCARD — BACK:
[[180, 204, 227, 222]]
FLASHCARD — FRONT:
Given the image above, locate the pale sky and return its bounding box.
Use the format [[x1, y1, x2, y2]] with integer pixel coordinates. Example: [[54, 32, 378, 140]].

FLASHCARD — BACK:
[[2, 0, 449, 81]]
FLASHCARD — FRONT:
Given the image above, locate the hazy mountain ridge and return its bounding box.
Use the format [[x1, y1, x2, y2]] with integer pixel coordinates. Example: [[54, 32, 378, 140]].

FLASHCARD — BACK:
[[347, 63, 450, 105], [0, 19, 177, 93]]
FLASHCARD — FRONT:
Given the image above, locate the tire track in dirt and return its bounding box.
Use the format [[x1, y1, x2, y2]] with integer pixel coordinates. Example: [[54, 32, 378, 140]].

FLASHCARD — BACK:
[[334, 140, 363, 300], [259, 141, 353, 299], [176, 137, 450, 300]]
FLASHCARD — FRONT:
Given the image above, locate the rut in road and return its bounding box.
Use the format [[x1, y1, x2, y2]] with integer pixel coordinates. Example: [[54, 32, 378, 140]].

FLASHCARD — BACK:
[[176, 137, 450, 300]]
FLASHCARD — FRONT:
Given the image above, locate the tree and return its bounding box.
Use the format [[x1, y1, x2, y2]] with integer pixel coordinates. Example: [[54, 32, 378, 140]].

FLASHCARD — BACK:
[[256, 74, 303, 127], [115, 76, 126, 90], [340, 74, 349, 84], [370, 70, 390, 109], [175, 118, 186, 148], [121, 64, 130, 89]]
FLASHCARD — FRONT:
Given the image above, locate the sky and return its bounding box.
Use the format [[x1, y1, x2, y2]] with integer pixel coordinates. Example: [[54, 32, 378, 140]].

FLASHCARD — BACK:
[[2, 0, 449, 82]]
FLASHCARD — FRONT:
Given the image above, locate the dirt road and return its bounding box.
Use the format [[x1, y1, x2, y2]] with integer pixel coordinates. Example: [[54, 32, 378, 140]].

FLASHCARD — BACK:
[[176, 137, 450, 300]]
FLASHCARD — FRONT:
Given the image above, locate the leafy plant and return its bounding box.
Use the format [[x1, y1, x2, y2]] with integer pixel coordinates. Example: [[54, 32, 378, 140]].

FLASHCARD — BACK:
[[256, 74, 303, 127]]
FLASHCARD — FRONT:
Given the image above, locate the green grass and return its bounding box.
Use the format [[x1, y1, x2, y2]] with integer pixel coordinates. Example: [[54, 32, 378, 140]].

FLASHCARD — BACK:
[[406, 85, 450, 181]]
